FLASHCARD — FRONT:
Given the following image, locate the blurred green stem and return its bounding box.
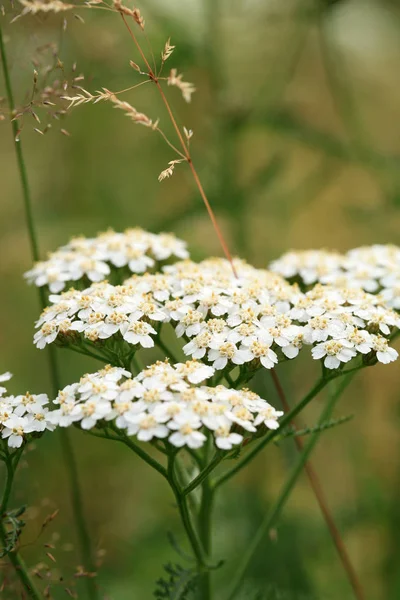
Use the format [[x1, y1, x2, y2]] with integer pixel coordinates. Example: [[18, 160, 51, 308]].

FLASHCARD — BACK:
[[0, 449, 43, 599], [0, 25, 98, 600], [197, 464, 214, 599], [226, 373, 356, 600], [168, 454, 207, 568]]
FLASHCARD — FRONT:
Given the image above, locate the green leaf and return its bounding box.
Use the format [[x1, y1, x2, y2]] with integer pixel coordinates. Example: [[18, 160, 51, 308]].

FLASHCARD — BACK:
[[0, 505, 26, 558], [153, 563, 198, 600], [275, 414, 354, 443]]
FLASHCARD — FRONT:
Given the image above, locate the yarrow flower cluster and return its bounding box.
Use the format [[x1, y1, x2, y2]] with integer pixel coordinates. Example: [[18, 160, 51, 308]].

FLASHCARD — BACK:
[[269, 245, 400, 310], [290, 284, 399, 368], [33, 256, 400, 371], [0, 372, 53, 448], [50, 362, 283, 450], [163, 262, 399, 371], [33, 280, 169, 350], [153, 258, 302, 370], [24, 228, 189, 293]]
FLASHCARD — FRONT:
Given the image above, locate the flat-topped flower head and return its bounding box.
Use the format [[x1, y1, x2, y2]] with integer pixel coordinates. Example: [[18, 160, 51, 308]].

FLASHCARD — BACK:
[[269, 250, 345, 285], [142, 257, 304, 372], [269, 245, 400, 310], [33, 280, 169, 351], [24, 228, 189, 293], [32, 254, 399, 374], [50, 361, 283, 451], [0, 372, 52, 448], [294, 285, 400, 369]]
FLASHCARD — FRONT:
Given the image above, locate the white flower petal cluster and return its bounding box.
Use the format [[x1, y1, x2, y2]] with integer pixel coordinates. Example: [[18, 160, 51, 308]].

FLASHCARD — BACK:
[[269, 245, 400, 309], [269, 250, 344, 286], [33, 280, 169, 349], [138, 258, 303, 371], [50, 362, 283, 450], [24, 228, 189, 293], [290, 284, 399, 369], [0, 373, 52, 448], [34, 257, 400, 371]]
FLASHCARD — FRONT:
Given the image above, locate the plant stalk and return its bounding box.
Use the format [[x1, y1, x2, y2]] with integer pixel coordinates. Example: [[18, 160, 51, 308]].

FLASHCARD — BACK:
[[226, 374, 356, 600], [168, 454, 207, 568], [0, 25, 98, 600], [0, 452, 43, 599], [270, 369, 365, 600], [197, 477, 214, 600]]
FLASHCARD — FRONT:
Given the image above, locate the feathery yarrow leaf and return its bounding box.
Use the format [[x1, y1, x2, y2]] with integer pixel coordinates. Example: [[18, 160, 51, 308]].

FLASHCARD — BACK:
[[278, 414, 354, 441], [154, 563, 197, 599]]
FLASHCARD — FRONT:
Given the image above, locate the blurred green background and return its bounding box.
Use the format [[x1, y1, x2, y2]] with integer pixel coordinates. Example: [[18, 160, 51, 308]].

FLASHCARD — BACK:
[[1, 0, 400, 598]]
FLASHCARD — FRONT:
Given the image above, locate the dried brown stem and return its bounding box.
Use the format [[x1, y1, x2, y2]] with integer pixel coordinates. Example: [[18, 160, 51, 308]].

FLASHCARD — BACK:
[[117, 11, 362, 598], [119, 13, 237, 274], [270, 369, 365, 600]]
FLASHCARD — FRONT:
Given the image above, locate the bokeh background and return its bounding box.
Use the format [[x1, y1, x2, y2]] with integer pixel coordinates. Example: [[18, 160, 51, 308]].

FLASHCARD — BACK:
[[1, 0, 400, 598]]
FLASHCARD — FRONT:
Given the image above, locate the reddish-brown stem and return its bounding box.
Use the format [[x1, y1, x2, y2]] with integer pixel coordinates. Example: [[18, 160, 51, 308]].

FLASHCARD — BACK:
[[270, 369, 365, 600], [120, 13, 237, 274], [118, 12, 361, 598]]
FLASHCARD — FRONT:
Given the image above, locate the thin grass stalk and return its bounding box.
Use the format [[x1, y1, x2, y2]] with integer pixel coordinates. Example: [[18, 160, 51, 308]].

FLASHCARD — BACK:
[[0, 25, 98, 600], [119, 14, 237, 276], [270, 369, 365, 600], [114, 19, 366, 598], [225, 374, 356, 600]]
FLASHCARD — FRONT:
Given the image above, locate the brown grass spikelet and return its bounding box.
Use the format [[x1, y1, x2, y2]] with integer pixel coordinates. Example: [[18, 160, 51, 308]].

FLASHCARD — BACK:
[[40, 509, 60, 533], [167, 69, 196, 103], [113, 0, 144, 29], [61, 86, 112, 109], [74, 565, 97, 578], [13, 0, 74, 20], [161, 38, 175, 63], [183, 126, 193, 141], [158, 159, 185, 182], [46, 552, 57, 563], [109, 94, 158, 128], [129, 60, 141, 72]]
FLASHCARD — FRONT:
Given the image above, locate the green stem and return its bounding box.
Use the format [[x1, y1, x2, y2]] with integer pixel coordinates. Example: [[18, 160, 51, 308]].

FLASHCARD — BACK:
[[0, 28, 39, 263], [130, 352, 144, 375], [214, 377, 328, 489], [198, 478, 214, 600], [156, 336, 179, 364], [183, 452, 223, 497], [62, 343, 110, 365], [0, 452, 43, 599], [0, 25, 98, 600], [226, 374, 355, 600], [117, 430, 168, 480], [168, 454, 207, 568], [58, 430, 98, 582]]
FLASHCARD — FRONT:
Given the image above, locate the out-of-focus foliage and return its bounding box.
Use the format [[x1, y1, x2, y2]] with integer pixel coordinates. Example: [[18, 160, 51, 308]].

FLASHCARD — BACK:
[[1, 0, 400, 598]]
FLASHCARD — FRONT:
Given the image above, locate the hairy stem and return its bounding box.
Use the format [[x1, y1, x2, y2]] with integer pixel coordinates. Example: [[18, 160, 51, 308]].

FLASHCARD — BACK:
[[226, 374, 356, 600], [0, 25, 98, 600]]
